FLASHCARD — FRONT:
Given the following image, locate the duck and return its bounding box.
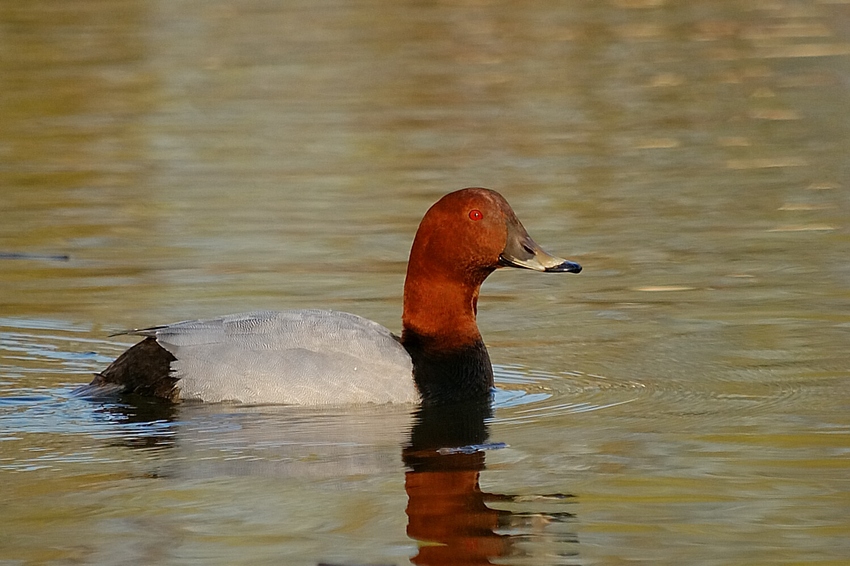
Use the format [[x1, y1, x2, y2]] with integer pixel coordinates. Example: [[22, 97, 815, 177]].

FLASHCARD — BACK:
[[78, 188, 581, 405]]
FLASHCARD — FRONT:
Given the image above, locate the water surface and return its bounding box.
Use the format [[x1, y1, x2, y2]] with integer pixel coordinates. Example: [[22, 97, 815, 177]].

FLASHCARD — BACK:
[[1, 0, 848, 564]]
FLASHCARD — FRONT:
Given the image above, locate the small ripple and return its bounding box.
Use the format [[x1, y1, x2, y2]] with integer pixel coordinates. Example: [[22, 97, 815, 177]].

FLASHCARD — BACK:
[[648, 370, 838, 418], [437, 442, 508, 455], [0, 393, 54, 406], [0, 317, 86, 332], [0, 387, 176, 438], [492, 362, 846, 425], [494, 364, 647, 423], [0, 319, 120, 385]]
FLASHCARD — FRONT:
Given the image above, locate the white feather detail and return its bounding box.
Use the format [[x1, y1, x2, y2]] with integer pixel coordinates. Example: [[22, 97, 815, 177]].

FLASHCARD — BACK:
[[134, 310, 417, 405]]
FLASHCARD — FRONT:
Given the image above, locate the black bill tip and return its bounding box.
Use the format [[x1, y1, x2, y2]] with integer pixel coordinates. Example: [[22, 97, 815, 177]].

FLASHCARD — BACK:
[[544, 260, 582, 273]]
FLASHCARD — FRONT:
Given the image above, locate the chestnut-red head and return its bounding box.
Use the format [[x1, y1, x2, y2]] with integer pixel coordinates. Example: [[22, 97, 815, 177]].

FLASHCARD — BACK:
[[402, 188, 580, 348]]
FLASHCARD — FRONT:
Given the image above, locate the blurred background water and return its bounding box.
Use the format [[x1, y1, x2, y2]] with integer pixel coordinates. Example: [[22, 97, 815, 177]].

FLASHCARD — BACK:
[[1, 0, 848, 564]]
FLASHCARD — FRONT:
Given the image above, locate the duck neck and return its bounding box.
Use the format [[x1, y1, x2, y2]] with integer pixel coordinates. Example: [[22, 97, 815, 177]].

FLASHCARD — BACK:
[[401, 270, 495, 405]]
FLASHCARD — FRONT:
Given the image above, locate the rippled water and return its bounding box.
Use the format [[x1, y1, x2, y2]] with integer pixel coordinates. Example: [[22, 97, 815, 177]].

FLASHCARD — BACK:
[[2, 0, 849, 564]]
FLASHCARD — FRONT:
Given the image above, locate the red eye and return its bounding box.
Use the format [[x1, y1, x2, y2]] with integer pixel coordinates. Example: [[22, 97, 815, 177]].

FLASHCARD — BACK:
[[468, 209, 483, 221]]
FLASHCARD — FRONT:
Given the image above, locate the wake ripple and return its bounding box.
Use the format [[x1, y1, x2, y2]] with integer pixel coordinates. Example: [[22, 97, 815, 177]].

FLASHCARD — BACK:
[[492, 362, 845, 425]]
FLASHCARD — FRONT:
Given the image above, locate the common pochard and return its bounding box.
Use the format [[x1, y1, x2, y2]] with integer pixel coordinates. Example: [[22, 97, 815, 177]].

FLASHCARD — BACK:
[[78, 188, 581, 405]]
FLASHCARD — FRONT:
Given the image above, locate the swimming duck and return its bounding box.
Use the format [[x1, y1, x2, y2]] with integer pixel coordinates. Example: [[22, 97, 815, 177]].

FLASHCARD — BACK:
[[79, 188, 581, 405]]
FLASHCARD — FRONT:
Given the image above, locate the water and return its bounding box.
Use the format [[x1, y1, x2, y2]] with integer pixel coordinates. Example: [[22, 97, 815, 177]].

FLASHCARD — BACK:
[[1, 0, 849, 564]]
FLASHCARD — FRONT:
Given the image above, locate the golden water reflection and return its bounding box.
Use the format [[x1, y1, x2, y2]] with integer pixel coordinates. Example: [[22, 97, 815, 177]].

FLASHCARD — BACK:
[[1, 0, 848, 564]]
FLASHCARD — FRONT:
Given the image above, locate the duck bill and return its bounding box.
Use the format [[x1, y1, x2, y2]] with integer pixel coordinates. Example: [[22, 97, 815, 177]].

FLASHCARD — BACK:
[[498, 217, 582, 273]]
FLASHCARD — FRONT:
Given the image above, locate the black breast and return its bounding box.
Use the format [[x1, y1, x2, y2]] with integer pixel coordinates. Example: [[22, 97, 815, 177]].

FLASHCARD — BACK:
[[402, 331, 495, 405]]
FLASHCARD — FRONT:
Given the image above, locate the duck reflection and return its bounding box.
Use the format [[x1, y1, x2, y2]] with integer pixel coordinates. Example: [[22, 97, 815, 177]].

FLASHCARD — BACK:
[[403, 402, 579, 565], [90, 393, 178, 449], [87, 394, 579, 564]]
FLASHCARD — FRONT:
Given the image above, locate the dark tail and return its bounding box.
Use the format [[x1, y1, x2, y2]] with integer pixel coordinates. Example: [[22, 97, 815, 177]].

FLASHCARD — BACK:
[[74, 336, 179, 401]]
